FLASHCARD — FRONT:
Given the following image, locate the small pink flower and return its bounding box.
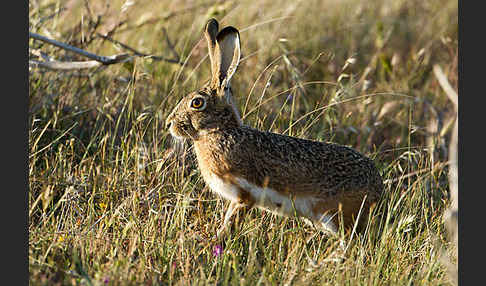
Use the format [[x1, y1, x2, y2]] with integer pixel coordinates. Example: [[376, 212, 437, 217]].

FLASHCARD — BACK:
[[212, 245, 223, 257], [103, 277, 109, 284]]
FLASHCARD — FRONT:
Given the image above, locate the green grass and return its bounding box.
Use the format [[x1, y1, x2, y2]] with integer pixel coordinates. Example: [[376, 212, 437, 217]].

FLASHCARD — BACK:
[[29, 0, 457, 284]]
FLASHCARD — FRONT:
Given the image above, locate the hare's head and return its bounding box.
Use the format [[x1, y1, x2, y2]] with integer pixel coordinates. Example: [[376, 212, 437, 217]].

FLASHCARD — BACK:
[[166, 19, 242, 141]]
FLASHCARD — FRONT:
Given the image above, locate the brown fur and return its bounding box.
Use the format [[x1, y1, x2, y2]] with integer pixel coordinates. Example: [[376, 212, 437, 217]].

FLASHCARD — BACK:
[[311, 190, 377, 230]]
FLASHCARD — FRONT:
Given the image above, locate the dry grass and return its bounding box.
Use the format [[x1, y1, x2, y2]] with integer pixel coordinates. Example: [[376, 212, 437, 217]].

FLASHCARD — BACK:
[[29, 0, 458, 285]]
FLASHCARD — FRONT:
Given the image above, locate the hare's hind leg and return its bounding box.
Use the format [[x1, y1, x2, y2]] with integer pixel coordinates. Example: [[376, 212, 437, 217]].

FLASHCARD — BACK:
[[321, 213, 339, 233], [316, 213, 338, 234]]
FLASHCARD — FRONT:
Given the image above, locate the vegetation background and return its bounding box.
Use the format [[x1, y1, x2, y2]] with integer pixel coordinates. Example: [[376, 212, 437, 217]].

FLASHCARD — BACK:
[[29, 0, 458, 285]]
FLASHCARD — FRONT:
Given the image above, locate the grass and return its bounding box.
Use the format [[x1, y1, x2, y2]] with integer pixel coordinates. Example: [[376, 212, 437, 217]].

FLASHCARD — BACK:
[[29, 0, 457, 284]]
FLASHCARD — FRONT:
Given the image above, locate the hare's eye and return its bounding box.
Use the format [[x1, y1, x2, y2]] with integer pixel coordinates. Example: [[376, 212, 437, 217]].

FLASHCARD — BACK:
[[190, 97, 206, 110]]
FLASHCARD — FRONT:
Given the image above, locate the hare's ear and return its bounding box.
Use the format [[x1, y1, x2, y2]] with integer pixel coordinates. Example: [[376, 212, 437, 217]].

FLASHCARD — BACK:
[[211, 26, 241, 90], [204, 18, 219, 79]]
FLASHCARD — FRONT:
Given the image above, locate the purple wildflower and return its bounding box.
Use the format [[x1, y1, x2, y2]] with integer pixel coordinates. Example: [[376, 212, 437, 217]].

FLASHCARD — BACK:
[[103, 277, 109, 284], [212, 245, 223, 257]]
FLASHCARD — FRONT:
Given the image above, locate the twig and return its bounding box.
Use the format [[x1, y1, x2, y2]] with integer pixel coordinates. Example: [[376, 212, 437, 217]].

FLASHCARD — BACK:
[[96, 33, 182, 65], [29, 59, 107, 70], [36, 7, 67, 27], [433, 64, 458, 110], [30, 32, 129, 65], [161, 27, 180, 60], [83, 0, 95, 21], [433, 64, 458, 209], [29, 31, 183, 70]]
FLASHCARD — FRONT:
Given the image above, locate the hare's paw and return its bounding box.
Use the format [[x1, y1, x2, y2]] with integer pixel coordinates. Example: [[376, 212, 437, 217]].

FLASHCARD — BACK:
[[313, 213, 338, 234]]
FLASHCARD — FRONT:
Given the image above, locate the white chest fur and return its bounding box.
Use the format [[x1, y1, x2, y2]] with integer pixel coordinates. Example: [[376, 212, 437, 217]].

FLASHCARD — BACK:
[[204, 173, 242, 203], [204, 173, 317, 219]]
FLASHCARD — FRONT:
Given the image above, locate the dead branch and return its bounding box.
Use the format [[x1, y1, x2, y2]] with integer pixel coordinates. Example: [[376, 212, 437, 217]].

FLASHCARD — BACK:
[[434, 64, 458, 285], [30, 32, 128, 64], [433, 64, 458, 209], [433, 64, 458, 111], [30, 58, 117, 70], [29, 31, 182, 70]]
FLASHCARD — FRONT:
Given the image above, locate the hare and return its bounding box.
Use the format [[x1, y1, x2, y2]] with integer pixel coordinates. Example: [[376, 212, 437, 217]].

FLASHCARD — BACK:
[[166, 18, 383, 236]]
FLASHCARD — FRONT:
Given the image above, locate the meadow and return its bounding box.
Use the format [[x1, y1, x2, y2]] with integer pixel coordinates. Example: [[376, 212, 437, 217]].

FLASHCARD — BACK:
[[29, 0, 458, 284]]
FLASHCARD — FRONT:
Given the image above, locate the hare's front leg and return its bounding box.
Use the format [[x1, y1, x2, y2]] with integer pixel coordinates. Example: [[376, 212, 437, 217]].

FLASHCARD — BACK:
[[217, 201, 240, 237]]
